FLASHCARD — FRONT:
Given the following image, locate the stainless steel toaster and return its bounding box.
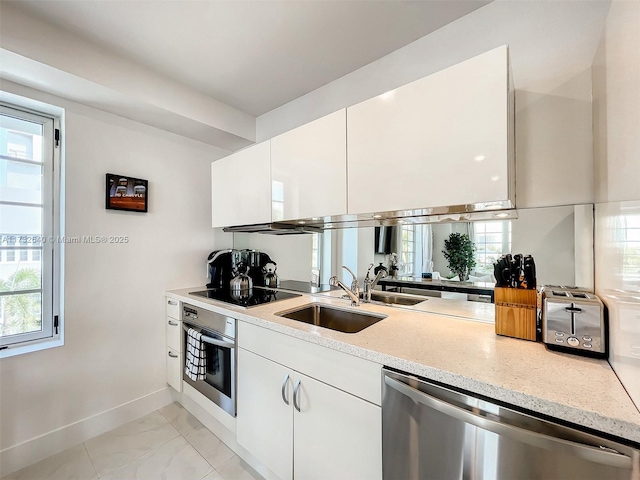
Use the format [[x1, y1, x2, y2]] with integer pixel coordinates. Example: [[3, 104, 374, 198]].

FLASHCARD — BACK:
[[541, 286, 606, 356]]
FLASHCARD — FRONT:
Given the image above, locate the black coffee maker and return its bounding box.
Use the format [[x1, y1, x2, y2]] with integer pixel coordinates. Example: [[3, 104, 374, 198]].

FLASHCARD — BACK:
[[239, 249, 276, 287], [206, 249, 277, 289], [206, 249, 239, 289]]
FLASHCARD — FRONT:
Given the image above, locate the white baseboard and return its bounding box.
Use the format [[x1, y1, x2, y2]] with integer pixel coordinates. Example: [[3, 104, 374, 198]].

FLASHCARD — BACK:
[[0, 387, 174, 477]]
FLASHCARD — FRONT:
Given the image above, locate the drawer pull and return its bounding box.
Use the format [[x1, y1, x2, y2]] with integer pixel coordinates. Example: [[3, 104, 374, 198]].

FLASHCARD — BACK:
[[168, 300, 178, 306], [168, 351, 179, 358], [168, 320, 179, 326]]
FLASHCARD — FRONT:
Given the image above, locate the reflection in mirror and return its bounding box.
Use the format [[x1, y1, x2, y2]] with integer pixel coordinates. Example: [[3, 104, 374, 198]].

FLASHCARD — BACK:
[[232, 232, 316, 282], [233, 204, 595, 300]]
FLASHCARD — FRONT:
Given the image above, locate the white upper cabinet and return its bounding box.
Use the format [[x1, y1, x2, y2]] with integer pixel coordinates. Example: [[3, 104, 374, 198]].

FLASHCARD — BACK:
[[271, 110, 347, 221], [211, 141, 271, 228], [347, 45, 513, 216]]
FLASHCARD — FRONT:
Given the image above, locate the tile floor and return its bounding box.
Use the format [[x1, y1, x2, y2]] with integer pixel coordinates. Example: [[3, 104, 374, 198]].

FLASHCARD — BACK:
[[3, 402, 263, 480]]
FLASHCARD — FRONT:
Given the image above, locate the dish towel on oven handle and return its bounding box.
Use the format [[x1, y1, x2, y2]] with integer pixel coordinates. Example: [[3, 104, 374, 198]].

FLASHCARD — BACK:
[[185, 328, 207, 381]]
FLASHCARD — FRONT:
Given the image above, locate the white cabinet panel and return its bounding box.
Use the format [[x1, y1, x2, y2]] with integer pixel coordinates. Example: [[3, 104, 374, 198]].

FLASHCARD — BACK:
[[237, 339, 382, 480], [271, 110, 347, 221], [294, 372, 382, 480], [238, 321, 381, 405], [166, 297, 182, 391], [211, 141, 271, 227], [237, 348, 293, 480], [166, 348, 182, 392], [166, 317, 181, 353], [166, 298, 180, 320], [347, 45, 511, 215]]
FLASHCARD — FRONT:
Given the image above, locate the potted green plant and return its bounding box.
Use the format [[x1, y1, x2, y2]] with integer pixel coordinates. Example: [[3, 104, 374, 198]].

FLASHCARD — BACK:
[[442, 233, 476, 282]]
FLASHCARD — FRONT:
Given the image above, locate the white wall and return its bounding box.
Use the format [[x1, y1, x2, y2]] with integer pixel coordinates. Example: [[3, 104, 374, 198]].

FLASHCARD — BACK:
[[0, 2, 255, 150], [0, 82, 225, 461], [592, 0, 640, 409]]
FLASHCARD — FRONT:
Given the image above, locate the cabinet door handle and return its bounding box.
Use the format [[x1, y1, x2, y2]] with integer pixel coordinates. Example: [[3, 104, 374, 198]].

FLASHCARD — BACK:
[[281, 374, 290, 405], [293, 380, 302, 412], [168, 300, 178, 306], [168, 351, 179, 358], [168, 320, 179, 326]]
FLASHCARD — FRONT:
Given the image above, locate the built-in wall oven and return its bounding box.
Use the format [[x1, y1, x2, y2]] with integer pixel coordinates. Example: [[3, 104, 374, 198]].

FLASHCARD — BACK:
[[182, 303, 236, 417]]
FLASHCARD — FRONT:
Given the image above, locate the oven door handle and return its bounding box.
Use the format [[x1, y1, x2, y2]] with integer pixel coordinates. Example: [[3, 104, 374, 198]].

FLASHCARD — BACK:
[[183, 324, 235, 349]]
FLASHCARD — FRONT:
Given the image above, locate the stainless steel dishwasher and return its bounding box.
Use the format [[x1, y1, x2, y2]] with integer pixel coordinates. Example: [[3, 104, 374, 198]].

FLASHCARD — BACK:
[[382, 368, 640, 480]]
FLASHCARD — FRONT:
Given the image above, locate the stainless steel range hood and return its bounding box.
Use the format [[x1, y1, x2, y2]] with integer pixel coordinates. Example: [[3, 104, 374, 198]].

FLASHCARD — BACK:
[[222, 223, 324, 235], [223, 202, 518, 234]]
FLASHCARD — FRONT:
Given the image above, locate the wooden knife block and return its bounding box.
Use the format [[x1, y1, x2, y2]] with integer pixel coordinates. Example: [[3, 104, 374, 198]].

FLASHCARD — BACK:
[[495, 287, 537, 341]]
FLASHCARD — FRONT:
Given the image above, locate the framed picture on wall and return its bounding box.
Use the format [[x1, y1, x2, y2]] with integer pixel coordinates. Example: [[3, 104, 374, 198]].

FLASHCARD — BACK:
[[105, 173, 148, 212]]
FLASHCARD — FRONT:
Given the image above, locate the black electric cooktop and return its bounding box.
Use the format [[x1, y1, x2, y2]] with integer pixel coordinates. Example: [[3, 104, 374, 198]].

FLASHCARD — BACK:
[[189, 287, 301, 308]]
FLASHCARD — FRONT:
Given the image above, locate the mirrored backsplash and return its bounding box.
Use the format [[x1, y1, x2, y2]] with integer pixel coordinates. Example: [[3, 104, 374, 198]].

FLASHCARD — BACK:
[[594, 200, 640, 407], [233, 204, 595, 292]]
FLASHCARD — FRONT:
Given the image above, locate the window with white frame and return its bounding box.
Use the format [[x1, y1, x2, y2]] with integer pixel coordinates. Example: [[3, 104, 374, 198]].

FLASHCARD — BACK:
[[473, 221, 511, 274], [0, 104, 61, 352], [311, 232, 321, 272], [400, 224, 415, 275], [621, 213, 640, 286]]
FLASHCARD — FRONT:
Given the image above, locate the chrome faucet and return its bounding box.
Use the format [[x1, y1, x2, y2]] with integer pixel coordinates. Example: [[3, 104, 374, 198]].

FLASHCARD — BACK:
[[363, 263, 387, 303], [329, 266, 360, 306]]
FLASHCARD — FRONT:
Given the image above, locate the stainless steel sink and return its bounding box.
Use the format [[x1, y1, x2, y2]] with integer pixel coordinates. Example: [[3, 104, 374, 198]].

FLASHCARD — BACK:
[[369, 291, 426, 306], [276, 303, 387, 333], [341, 291, 427, 307]]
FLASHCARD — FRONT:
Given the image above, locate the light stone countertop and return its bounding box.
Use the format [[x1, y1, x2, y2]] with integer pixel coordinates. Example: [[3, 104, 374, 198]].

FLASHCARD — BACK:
[[313, 288, 495, 323], [167, 287, 640, 444], [407, 297, 495, 322]]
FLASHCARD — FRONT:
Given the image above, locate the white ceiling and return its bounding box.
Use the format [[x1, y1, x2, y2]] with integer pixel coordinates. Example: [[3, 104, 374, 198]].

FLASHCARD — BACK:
[[8, 0, 490, 116]]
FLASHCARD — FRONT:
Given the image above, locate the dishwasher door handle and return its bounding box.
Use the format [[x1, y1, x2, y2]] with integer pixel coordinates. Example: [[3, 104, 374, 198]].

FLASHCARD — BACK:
[[384, 376, 632, 469]]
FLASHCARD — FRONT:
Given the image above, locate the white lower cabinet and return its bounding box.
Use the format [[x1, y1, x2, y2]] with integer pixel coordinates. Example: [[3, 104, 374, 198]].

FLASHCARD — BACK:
[[166, 316, 181, 352], [237, 347, 382, 480], [165, 297, 182, 392], [166, 347, 182, 392], [293, 371, 382, 480], [166, 298, 180, 320], [237, 348, 294, 480]]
